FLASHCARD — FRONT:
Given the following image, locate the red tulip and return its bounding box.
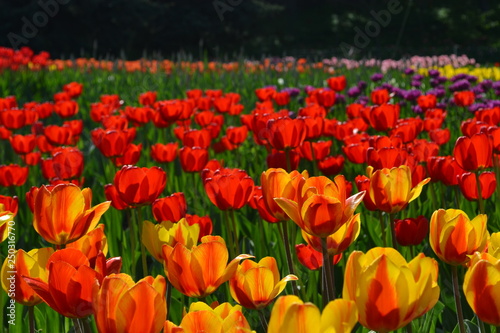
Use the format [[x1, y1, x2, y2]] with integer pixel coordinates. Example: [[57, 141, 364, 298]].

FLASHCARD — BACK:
[[112, 165, 167, 207], [394, 215, 429, 246], [371, 89, 390, 105], [9, 134, 36, 155], [327, 75, 346, 91], [202, 168, 254, 210], [458, 172, 496, 201], [266, 117, 306, 150], [179, 146, 209, 173], [151, 142, 178, 163], [152, 192, 187, 222], [0, 164, 28, 187], [454, 91, 475, 107], [453, 133, 492, 171]]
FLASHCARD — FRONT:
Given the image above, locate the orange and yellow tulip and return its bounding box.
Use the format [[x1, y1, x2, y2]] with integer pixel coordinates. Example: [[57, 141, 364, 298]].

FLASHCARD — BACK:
[[0, 210, 14, 243], [275, 175, 364, 238], [343, 248, 440, 332], [142, 218, 200, 263], [463, 252, 500, 326], [268, 295, 358, 333], [300, 212, 361, 256], [66, 224, 107, 265], [429, 209, 489, 265], [93, 273, 166, 333], [162, 235, 252, 298], [260, 168, 308, 222], [163, 301, 253, 333], [229, 256, 297, 310], [32, 183, 110, 245], [23, 248, 99, 318], [368, 165, 429, 214], [1, 247, 54, 305]]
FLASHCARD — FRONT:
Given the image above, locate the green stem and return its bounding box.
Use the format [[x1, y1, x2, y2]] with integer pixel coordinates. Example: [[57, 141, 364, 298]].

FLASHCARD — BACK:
[[279, 222, 299, 296], [478, 316, 486, 333], [258, 309, 269, 332], [224, 210, 236, 259], [451, 265, 466, 333], [137, 206, 148, 277], [454, 186, 461, 210], [321, 237, 335, 302], [28, 306, 35, 333], [406, 321, 413, 333], [378, 211, 387, 247], [430, 182, 439, 212], [229, 209, 240, 255], [310, 141, 319, 176], [390, 213, 398, 251], [72, 318, 83, 333], [130, 210, 137, 278]]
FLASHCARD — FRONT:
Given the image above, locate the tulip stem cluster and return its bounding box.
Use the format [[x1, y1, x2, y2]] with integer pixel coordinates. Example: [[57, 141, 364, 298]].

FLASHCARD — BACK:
[[451, 265, 466, 333], [474, 170, 485, 214], [224, 210, 236, 259], [378, 211, 387, 247]]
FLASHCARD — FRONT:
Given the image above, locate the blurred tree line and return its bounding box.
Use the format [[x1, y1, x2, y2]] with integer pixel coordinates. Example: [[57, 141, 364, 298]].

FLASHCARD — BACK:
[[0, 0, 499, 61]]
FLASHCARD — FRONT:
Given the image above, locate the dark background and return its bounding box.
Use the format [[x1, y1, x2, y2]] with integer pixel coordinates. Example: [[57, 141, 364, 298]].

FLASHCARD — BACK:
[[1, 0, 499, 61]]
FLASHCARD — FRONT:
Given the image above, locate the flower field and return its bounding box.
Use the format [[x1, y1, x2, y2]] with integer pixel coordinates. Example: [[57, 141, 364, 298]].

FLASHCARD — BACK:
[[1, 47, 500, 332]]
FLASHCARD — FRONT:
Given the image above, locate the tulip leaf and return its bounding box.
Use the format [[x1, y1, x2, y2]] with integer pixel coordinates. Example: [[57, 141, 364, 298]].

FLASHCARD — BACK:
[[420, 300, 445, 333]]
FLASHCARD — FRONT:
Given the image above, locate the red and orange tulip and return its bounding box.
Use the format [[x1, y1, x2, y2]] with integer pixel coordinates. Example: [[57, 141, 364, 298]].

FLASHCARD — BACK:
[[94, 273, 166, 333], [1, 247, 54, 305], [343, 247, 440, 332], [429, 209, 489, 265], [32, 183, 110, 245], [275, 175, 364, 238], [162, 235, 252, 298], [24, 248, 99, 318], [268, 295, 358, 333], [229, 256, 297, 309], [260, 168, 308, 222], [202, 168, 254, 211], [112, 165, 166, 207]]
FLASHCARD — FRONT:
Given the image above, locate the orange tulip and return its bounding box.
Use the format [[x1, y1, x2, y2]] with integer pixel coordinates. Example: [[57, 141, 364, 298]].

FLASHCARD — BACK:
[[1, 247, 54, 305], [268, 295, 358, 333], [23, 248, 99, 318], [300, 212, 361, 256], [163, 302, 253, 333], [93, 273, 166, 333], [429, 209, 489, 265], [32, 183, 110, 245], [343, 248, 439, 332], [275, 175, 365, 238], [463, 252, 500, 326], [260, 168, 308, 222], [66, 224, 107, 266], [142, 218, 200, 263], [162, 235, 252, 298], [229, 257, 297, 310], [368, 165, 430, 214]]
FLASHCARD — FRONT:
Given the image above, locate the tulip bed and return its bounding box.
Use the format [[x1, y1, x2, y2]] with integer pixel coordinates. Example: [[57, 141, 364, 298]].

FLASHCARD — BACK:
[[1, 47, 500, 333]]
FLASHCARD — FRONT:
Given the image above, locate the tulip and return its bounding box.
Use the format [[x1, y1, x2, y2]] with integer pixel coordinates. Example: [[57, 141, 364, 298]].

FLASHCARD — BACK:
[[260, 168, 308, 222], [202, 168, 254, 211], [150, 142, 178, 163], [462, 252, 500, 326], [343, 248, 440, 332], [364, 104, 400, 131], [94, 274, 166, 333], [66, 224, 108, 266], [327, 75, 346, 91], [9, 134, 36, 155], [1, 247, 54, 305], [163, 301, 252, 333], [368, 165, 430, 214], [0, 195, 18, 216], [229, 256, 297, 310], [0, 211, 14, 243], [32, 183, 110, 245], [429, 209, 489, 265], [112, 165, 166, 207], [454, 90, 475, 107], [139, 91, 157, 106], [142, 218, 199, 263], [275, 175, 365, 238], [266, 117, 306, 150], [152, 192, 187, 222], [179, 146, 209, 173], [453, 133, 492, 171], [268, 295, 358, 333], [0, 164, 28, 187], [394, 215, 429, 246], [24, 248, 99, 318], [371, 89, 390, 105], [458, 171, 496, 201], [162, 235, 252, 298]]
